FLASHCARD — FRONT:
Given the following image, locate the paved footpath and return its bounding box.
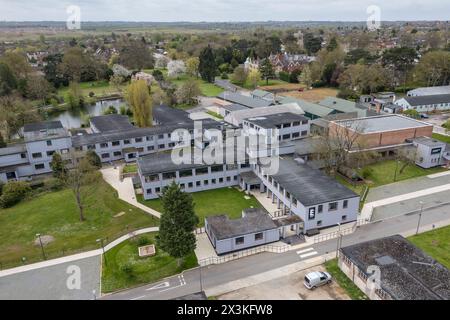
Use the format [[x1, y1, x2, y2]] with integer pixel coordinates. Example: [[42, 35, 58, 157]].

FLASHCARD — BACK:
[[101, 167, 161, 218]]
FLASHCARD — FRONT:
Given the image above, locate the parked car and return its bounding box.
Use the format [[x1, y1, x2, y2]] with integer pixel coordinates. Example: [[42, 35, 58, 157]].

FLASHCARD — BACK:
[[304, 271, 332, 290], [420, 113, 429, 119]]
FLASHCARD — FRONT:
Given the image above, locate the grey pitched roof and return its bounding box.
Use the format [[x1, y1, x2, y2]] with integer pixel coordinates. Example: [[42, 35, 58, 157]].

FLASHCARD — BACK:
[[217, 92, 272, 109], [244, 112, 308, 129], [270, 157, 359, 206], [318, 97, 357, 113], [206, 209, 277, 240], [279, 96, 334, 118], [221, 104, 248, 112], [403, 94, 450, 106], [341, 235, 450, 300], [90, 115, 135, 133], [153, 104, 192, 125], [408, 85, 450, 96], [23, 121, 63, 133]]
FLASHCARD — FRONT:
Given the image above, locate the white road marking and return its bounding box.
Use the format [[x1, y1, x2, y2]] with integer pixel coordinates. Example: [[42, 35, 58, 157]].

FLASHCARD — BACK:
[[130, 295, 146, 300], [299, 251, 318, 259], [296, 248, 315, 255], [146, 281, 170, 291]]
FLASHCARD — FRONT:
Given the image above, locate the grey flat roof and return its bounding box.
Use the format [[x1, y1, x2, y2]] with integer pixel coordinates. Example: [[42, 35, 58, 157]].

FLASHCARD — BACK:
[[333, 115, 430, 134], [341, 235, 450, 300], [403, 94, 450, 106], [271, 157, 359, 206], [72, 119, 221, 147], [24, 121, 63, 133], [90, 115, 135, 133], [23, 121, 69, 142], [206, 209, 277, 240], [240, 171, 262, 185], [138, 146, 248, 176], [221, 104, 248, 112], [245, 112, 308, 129], [414, 136, 446, 147], [153, 104, 192, 125], [0, 144, 26, 156], [218, 92, 272, 109]]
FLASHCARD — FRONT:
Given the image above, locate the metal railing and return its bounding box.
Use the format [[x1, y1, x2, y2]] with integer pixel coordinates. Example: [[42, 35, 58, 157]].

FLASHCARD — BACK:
[[199, 244, 289, 266], [313, 226, 354, 244]]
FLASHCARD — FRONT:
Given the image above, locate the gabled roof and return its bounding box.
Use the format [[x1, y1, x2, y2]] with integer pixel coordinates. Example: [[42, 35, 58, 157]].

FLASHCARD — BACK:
[[279, 96, 334, 118], [318, 97, 357, 113], [217, 91, 273, 109], [24, 121, 63, 133], [401, 94, 450, 106], [408, 85, 450, 96]]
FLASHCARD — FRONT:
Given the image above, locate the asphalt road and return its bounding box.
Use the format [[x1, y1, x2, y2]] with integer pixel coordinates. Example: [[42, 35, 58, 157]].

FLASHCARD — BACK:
[[0, 255, 101, 300], [103, 204, 450, 300]]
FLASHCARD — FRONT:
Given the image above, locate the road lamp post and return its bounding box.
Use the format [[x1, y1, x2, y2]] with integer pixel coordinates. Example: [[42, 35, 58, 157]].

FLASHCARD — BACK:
[[394, 160, 400, 182], [36, 233, 47, 260], [335, 223, 342, 259], [97, 238, 107, 266], [199, 264, 204, 293], [416, 201, 425, 235]]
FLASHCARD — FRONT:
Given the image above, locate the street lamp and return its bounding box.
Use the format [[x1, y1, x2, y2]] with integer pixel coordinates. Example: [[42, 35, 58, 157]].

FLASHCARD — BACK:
[[36, 233, 47, 260], [416, 201, 425, 235], [199, 264, 204, 293], [96, 238, 107, 266], [394, 160, 400, 182], [335, 223, 342, 259]]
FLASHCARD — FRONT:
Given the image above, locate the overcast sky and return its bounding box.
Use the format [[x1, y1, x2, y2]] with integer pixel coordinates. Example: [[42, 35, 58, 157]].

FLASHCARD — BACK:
[[0, 0, 448, 21]]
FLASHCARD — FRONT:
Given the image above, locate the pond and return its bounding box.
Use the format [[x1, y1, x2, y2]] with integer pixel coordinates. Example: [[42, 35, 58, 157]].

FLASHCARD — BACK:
[[47, 99, 127, 129]]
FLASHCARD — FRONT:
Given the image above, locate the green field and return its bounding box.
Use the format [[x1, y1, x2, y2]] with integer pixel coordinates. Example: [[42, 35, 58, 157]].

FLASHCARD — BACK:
[[433, 133, 450, 144], [325, 259, 368, 300], [101, 233, 197, 293], [0, 179, 158, 268], [123, 164, 138, 174], [170, 74, 224, 97], [358, 160, 446, 187], [138, 187, 263, 227], [409, 225, 450, 269], [56, 80, 127, 99]]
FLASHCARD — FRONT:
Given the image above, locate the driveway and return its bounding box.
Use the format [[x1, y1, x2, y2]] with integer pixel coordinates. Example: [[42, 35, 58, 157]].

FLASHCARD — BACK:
[[217, 265, 349, 300]]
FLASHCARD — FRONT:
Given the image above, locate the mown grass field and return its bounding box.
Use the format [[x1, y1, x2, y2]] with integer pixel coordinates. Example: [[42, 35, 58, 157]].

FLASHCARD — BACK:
[[138, 187, 263, 227], [0, 179, 158, 268], [101, 233, 197, 293], [409, 225, 450, 269]]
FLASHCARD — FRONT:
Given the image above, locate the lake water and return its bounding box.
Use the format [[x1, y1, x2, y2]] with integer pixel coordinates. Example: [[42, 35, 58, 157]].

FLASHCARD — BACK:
[[47, 99, 126, 129]]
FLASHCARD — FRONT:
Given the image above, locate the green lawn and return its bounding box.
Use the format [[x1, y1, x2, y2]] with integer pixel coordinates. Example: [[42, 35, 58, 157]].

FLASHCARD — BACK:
[[138, 187, 263, 227], [325, 259, 368, 300], [57, 80, 127, 99], [170, 74, 224, 97], [409, 225, 450, 269], [433, 133, 450, 144], [241, 79, 287, 90], [123, 164, 138, 174], [101, 233, 197, 293], [0, 179, 159, 268], [358, 160, 446, 188], [206, 110, 224, 119]]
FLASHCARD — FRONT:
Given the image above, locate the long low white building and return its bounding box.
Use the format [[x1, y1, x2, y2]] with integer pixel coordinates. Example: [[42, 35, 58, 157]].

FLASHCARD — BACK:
[[395, 94, 450, 112]]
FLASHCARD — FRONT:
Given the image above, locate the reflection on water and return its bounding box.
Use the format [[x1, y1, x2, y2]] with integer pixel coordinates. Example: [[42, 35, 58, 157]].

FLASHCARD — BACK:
[[47, 99, 126, 129]]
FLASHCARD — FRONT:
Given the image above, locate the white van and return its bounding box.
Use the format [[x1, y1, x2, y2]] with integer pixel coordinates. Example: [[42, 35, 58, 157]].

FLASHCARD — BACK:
[[304, 271, 332, 290]]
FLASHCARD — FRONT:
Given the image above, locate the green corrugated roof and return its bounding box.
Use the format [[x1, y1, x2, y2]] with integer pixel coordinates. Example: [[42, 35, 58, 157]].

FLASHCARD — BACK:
[[279, 96, 334, 118]]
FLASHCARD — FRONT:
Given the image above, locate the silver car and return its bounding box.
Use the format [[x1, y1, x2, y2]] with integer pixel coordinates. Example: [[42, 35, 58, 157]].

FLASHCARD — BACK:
[[304, 271, 333, 290]]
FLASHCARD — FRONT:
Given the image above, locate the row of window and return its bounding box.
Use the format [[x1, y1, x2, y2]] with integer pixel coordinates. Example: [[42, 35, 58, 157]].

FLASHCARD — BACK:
[[144, 164, 249, 183], [278, 131, 308, 141], [32, 149, 69, 159], [146, 176, 238, 194], [235, 233, 264, 245]]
